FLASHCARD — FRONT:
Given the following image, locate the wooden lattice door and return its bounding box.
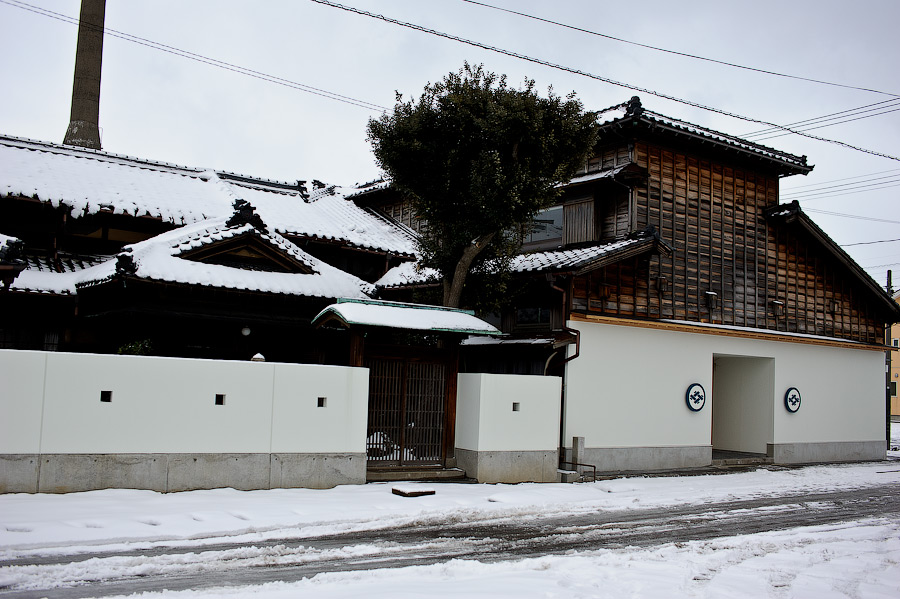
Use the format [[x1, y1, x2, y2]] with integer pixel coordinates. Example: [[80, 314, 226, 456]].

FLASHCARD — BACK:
[[365, 355, 449, 466]]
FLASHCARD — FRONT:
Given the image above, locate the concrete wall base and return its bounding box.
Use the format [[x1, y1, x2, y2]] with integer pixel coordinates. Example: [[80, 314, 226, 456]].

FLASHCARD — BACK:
[[0, 455, 41, 494], [768, 441, 885, 464], [456, 448, 558, 483], [566, 445, 712, 473], [0, 453, 366, 494], [270, 453, 366, 490]]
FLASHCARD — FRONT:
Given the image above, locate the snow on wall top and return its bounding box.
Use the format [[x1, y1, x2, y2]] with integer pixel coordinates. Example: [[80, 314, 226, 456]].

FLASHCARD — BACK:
[[0, 135, 416, 255]]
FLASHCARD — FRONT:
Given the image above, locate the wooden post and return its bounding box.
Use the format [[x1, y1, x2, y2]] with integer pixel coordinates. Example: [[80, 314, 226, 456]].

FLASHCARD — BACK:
[[349, 330, 365, 367]]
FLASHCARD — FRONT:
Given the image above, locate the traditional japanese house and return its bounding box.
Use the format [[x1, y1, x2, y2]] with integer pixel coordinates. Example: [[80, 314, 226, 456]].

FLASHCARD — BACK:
[[370, 97, 900, 471], [0, 134, 420, 363], [0, 134, 499, 487]]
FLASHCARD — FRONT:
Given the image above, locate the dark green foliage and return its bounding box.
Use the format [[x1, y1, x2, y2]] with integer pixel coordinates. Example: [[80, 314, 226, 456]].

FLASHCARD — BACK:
[[367, 64, 597, 307], [117, 339, 153, 355]]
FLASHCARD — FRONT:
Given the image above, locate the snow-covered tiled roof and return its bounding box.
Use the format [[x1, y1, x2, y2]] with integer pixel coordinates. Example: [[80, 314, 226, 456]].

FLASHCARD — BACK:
[[595, 98, 811, 173], [511, 237, 655, 274], [313, 299, 501, 335], [0, 135, 416, 256], [376, 236, 659, 290], [0, 233, 21, 257], [346, 178, 390, 199], [566, 165, 627, 186], [376, 260, 440, 289], [238, 184, 417, 255], [10, 218, 374, 299]]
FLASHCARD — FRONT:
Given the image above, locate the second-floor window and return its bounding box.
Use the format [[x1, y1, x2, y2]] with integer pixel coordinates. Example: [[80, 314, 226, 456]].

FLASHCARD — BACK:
[[523, 205, 563, 249], [522, 196, 596, 250]]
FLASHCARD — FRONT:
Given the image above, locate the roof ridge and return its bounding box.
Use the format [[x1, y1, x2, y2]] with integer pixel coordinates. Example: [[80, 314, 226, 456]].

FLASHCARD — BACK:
[[640, 107, 808, 164]]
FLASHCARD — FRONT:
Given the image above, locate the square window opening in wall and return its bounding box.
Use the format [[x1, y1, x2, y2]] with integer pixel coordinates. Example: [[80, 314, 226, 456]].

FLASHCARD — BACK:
[[512, 402, 521, 412], [317, 397, 327, 408], [215, 394, 226, 406], [100, 390, 112, 403]]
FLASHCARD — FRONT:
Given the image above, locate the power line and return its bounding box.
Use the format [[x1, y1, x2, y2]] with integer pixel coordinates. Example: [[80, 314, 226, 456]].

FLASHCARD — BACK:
[[804, 208, 900, 225], [744, 100, 900, 138], [751, 107, 900, 142], [460, 0, 900, 98], [782, 178, 900, 201], [789, 183, 900, 203], [781, 168, 900, 191], [1, 0, 388, 112], [842, 238, 900, 247], [309, 0, 900, 162]]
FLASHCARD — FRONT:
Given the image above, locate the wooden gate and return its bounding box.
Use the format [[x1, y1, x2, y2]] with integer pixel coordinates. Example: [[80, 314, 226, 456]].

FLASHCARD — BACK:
[[365, 351, 452, 467]]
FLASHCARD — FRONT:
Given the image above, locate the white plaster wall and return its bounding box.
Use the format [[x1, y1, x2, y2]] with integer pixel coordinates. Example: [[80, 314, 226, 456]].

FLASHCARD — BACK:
[[711, 356, 774, 453], [772, 344, 884, 444], [0, 350, 47, 453], [565, 322, 712, 449], [455, 374, 483, 451], [565, 321, 885, 450], [0, 350, 369, 455], [456, 373, 560, 452], [270, 364, 368, 453]]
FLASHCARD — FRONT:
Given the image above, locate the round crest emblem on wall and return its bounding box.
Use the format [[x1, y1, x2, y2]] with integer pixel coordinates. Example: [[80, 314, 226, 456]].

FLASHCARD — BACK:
[[685, 383, 706, 412], [784, 387, 801, 413]]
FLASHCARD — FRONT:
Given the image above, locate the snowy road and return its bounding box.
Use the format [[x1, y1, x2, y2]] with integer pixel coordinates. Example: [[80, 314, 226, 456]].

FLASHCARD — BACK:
[[3, 482, 898, 598]]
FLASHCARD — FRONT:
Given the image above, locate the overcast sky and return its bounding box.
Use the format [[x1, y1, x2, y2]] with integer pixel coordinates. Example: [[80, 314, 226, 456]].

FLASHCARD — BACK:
[[1, 0, 898, 288]]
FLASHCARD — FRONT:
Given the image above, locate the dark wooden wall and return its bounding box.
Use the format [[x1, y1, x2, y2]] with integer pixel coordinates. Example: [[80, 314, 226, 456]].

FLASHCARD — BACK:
[[570, 140, 885, 344]]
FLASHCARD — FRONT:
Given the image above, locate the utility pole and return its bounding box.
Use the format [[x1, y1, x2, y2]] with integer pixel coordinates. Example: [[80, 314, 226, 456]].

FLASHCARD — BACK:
[[887, 270, 893, 451], [63, 0, 106, 149]]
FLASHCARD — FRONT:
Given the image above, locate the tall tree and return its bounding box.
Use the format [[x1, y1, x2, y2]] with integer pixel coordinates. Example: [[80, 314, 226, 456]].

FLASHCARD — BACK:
[[367, 64, 598, 308]]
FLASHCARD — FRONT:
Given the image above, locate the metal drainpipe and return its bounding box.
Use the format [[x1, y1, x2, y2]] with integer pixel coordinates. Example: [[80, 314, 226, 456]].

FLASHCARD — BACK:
[[548, 276, 582, 459]]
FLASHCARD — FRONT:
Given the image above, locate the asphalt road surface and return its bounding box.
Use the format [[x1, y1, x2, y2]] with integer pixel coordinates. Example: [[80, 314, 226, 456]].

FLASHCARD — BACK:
[[2, 483, 899, 598]]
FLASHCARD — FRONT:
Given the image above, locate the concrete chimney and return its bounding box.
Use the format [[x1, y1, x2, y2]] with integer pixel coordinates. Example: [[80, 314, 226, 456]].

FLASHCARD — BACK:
[[63, 0, 106, 149]]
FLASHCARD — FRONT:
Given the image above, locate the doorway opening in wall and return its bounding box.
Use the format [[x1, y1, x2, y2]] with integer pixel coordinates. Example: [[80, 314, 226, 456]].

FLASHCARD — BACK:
[[365, 347, 454, 469], [711, 355, 775, 461]]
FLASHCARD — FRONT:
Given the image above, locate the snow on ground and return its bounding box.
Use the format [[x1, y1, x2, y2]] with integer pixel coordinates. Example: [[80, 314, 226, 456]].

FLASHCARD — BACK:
[[86, 519, 900, 599], [1, 423, 899, 597], [3, 461, 900, 556]]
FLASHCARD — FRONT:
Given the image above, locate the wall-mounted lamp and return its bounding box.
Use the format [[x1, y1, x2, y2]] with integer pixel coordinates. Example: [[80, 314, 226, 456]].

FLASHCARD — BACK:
[[656, 276, 669, 295], [241, 326, 251, 337], [704, 291, 718, 310], [828, 301, 839, 315], [597, 283, 612, 300], [770, 300, 785, 317]]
